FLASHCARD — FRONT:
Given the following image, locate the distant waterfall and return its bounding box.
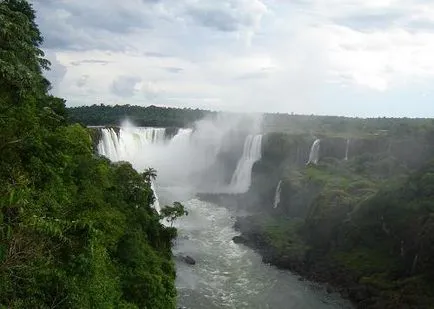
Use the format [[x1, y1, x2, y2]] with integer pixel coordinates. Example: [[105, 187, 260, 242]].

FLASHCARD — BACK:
[[97, 126, 168, 213], [307, 139, 320, 165], [344, 138, 350, 161], [273, 180, 282, 209], [229, 134, 262, 193]]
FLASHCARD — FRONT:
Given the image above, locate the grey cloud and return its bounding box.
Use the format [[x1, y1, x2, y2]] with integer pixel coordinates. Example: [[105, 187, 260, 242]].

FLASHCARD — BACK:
[[187, 7, 242, 32], [71, 60, 112, 66], [32, 0, 156, 51], [76, 75, 89, 88], [65, 3, 151, 34], [43, 51, 67, 94], [334, 10, 406, 30], [111, 75, 142, 98], [406, 20, 434, 31], [144, 51, 172, 58], [236, 71, 269, 81], [185, 0, 267, 32], [165, 67, 184, 73]]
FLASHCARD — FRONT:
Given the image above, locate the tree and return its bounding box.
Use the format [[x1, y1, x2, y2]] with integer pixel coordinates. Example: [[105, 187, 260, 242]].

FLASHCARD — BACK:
[[143, 167, 157, 181], [160, 202, 188, 227]]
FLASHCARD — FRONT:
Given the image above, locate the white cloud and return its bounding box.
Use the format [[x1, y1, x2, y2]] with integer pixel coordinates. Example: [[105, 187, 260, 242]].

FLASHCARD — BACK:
[[33, 0, 434, 116]]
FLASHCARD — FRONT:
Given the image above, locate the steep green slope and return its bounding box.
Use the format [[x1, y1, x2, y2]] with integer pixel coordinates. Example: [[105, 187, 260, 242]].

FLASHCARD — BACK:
[[0, 1, 177, 308]]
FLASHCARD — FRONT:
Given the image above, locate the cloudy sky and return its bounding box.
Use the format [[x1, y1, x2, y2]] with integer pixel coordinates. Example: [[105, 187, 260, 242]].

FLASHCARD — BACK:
[[32, 0, 434, 117]]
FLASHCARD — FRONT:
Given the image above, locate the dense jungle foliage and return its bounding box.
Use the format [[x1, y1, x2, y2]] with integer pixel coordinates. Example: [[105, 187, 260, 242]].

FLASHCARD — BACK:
[[0, 1, 178, 308]]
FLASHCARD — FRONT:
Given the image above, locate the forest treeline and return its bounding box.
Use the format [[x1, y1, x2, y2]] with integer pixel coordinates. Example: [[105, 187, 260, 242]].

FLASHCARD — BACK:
[[67, 104, 213, 128], [68, 104, 434, 140], [0, 1, 178, 308]]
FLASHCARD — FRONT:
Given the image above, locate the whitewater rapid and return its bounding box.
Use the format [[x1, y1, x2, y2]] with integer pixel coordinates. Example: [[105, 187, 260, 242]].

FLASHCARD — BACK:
[[173, 198, 353, 309]]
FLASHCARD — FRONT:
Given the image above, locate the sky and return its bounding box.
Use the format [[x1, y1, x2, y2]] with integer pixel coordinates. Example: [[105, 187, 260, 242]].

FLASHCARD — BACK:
[[32, 0, 434, 117]]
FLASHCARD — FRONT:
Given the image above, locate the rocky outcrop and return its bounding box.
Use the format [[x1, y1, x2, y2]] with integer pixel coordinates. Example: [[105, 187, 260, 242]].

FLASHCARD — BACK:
[[183, 255, 196, 265]]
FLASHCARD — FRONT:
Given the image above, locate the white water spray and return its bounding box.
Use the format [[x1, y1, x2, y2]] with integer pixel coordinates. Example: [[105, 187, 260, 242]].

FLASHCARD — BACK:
[[229, 134, 263, 193], [307, 139, 320, 165], [344, 138, 350, 161], [273, 180, 282, 209], [150, 181, 161, 213]]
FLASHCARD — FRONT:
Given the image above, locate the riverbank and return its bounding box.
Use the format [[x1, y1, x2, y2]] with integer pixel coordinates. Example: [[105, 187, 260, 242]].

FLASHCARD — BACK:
[[232, 216, 375, 308], [231, 196, 434, 309]]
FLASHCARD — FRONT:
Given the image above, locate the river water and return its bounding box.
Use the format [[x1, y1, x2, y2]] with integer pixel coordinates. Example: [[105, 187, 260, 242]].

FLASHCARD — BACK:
[[172, 198, 353, 309]]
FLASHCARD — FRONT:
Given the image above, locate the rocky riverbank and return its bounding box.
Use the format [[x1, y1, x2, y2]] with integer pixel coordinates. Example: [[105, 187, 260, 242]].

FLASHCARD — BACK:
[[232, 216, 381, 308], [232, 208, 434, 309]]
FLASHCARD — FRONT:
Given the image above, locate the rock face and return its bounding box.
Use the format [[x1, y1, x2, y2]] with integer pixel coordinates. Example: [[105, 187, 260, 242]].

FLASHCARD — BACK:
[[183, 255, 196, 265], [232, 235, 248, 245]]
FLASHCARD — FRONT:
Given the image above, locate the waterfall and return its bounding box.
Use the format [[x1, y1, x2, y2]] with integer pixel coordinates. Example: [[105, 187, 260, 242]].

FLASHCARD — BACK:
[[307, 139, 320, 165], [97, 127, 167, 162], [97, 126, 168, 213], [95, 114, 263, 195], [229, 134, 262, 193], [273, 180, 282, 209], [150, 181, 161, 213], [344, 138, 350, 161], [98, 128, 121, 161]]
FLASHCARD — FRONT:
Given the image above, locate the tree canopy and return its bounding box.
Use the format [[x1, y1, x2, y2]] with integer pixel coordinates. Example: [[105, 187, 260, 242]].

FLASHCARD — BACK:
[[0, 1, 178, 308]]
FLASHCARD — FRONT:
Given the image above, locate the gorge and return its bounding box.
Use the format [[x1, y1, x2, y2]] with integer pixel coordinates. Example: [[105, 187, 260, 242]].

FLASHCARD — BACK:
[[85, 110, 434, 308], [93, 117, 353, 309]]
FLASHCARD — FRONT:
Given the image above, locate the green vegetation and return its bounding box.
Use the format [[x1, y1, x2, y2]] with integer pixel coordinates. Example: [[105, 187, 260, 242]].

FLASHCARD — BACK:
[[68, 104, 213, 128], [160, 202, 189, 227], [0, 1, 180, 308], [240, 131, 434, 307]]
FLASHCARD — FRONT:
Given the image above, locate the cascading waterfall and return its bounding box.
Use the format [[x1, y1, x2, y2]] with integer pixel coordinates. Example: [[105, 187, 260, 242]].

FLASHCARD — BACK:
[[96, 115, 264, 197], [273, 180, 282, 209], [97, 127, 166, 161], [229, 134, 262, 193], [344, 138, 350, 161], [98, 128, 121, 161], [307, 139, 320, 165], [97, 126, 168, 213]]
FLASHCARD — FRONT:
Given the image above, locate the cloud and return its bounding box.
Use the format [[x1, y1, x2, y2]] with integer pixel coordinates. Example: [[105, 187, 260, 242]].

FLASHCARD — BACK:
[[32, 0, 157, 51], [185, 0, 268, 33], [144, 52, 172, 58], [76, 75, 89, 88], [71, 60, 111, 66], [42, 51, 67, 95], [31, 0, 434, 116], [165, 67, 184, 74], [111, 75, 142, 97]]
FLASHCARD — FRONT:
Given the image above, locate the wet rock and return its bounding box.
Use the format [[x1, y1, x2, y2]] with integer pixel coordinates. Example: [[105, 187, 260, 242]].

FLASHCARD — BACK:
[[232, 235, 249, 245], [183, 255, 196, 265]]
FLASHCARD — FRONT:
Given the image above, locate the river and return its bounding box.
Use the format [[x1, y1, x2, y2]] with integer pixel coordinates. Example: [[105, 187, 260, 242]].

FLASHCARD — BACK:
[[172, 198, 353, 309]]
